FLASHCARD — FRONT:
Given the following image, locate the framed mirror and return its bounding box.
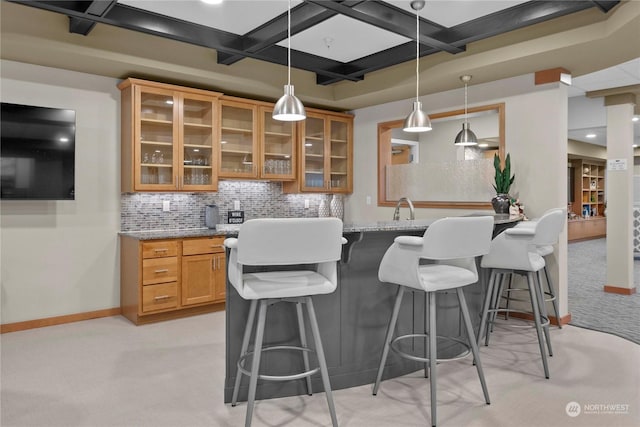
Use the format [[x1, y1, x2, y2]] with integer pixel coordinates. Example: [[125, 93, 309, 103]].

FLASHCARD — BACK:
[[378, 103, 505, 209]]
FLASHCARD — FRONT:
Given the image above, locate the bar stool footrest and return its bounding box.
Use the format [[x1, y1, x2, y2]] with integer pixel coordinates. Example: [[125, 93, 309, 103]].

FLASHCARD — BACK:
[[390, 333, 471, 363], [237, 345, 320, 381], [487, 308, 550, 328]]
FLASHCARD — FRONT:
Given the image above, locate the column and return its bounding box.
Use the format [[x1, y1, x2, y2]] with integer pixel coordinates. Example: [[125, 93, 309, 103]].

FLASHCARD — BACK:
[[604, 95, 636, 294]]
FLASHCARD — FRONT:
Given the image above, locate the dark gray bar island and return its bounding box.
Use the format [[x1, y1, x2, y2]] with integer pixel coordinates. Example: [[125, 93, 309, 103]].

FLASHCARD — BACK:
[[223, 215, 521, 403]]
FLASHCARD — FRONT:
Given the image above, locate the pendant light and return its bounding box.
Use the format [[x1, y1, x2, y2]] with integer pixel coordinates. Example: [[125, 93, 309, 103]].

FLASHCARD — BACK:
[[453, 75, 478, 146], [272, 0, 306, 121], [403, 0, 431, 133]]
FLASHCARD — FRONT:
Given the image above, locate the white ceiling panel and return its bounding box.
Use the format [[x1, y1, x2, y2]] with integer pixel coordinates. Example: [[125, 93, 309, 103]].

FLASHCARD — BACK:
[[386, 0, 529, 28], [282, 15, 411, 63], [118, 0, 301, 36]]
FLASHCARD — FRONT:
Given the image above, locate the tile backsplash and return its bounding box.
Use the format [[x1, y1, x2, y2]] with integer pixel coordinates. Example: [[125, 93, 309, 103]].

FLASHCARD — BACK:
[[120, 181, 333, 231]]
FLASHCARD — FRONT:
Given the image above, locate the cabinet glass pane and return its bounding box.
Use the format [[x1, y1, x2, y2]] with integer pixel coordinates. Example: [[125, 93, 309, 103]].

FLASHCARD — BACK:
[[220, 105, 254, 173], [183, 98, 213, 186], [329, 120, 348, 190], [304, 117, 325, 188], [263, 111, 293, 176], [140, 92, 174, 185]]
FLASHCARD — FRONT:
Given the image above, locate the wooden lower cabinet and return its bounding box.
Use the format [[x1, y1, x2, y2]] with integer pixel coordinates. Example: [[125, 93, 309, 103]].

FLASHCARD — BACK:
[[568, 217, 606, 241], [120, 235, 226, 325]]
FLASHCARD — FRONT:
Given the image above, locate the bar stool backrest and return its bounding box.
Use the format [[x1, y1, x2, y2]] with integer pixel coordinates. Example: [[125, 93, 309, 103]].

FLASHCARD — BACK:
[[421, 216, 494, 260], [531, 208, 565, 247], [236, 218, 343, 266]]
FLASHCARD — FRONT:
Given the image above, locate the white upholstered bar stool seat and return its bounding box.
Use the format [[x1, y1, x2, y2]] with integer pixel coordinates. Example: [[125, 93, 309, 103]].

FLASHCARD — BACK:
[[372, 216, 494, 427], [224, 218, 344, 427]]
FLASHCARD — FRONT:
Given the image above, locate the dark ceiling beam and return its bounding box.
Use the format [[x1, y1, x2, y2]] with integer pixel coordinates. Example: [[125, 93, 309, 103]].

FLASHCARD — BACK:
[[588, 1, 620, 13], [306, 0, 464, 54], [217, 2, 356, 66], [436, 0, 605, 46], [317, 43, 437, 85], [68, 0, 117, 35]]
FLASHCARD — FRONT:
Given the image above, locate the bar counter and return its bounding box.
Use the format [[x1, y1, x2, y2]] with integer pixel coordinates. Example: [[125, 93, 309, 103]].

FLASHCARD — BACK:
[[223, 214, 522, 403]]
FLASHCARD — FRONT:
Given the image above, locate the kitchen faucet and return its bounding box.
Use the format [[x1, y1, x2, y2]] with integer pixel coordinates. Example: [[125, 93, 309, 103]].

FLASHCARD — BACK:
[[393, 197, 415, 221]]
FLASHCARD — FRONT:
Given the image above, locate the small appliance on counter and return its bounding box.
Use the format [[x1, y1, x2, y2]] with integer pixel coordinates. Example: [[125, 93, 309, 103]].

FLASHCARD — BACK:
[[205, 204, 220, 229]]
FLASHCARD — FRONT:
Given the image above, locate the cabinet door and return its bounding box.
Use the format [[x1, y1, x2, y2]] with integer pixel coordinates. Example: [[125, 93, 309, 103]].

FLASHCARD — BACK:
[[260, 106, 296, 180], [182, 254, 216, 306], [181, 94, 218, 191], [213, 253, 226, 302], [135, 86, 179, 190], [219, 100, 258, 178], [328, 116, 352, 193], [300, 114, 327, 191]]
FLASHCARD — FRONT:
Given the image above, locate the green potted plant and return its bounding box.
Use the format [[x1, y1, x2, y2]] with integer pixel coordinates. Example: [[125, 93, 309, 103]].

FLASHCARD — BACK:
[[491, 152, 515, 214]]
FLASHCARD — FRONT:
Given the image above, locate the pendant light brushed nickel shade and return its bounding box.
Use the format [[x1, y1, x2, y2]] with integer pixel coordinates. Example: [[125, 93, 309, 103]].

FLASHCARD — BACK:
[[454, 75, 478, 146], [403, 0, 431, 133], [273, 0, 305, 122]]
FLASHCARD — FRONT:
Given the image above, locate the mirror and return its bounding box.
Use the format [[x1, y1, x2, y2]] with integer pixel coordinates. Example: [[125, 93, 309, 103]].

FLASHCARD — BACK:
[[378, 103, 505, 209]]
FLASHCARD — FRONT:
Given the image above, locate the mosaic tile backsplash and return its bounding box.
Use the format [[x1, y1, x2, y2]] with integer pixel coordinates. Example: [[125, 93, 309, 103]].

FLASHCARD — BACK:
[[120, 181, 336, 231]]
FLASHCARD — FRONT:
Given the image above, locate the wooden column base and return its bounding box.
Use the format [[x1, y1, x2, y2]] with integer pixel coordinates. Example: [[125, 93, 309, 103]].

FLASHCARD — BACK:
[[604, 285, 637, 295]]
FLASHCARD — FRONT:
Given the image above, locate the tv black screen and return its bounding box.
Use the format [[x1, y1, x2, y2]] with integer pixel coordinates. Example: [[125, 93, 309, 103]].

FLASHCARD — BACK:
[[1, 102, 76, 200]]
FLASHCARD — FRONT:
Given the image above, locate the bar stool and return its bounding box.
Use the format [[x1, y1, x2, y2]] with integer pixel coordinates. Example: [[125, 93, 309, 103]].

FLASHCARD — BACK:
[[224, 218, 344, 427], [504, 208, 566, 328], [373, 216, 494, 427], [478, 209, 565, 379]]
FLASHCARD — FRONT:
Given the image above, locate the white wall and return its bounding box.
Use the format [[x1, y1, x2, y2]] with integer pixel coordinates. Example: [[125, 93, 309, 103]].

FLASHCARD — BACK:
[[346, 75, 569, 316], [1, 60, 121, 324]]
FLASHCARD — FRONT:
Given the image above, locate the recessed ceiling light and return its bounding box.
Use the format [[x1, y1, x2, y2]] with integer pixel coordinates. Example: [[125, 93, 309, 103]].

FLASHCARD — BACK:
[[59, 137, 69, 142], [165, 100, 174, 105], [633, 117, 639, 122], [633, 144, 638, 148], [478, 143, 489, 148], [586, 133, 596, 138], [201, 0, 223, 5]]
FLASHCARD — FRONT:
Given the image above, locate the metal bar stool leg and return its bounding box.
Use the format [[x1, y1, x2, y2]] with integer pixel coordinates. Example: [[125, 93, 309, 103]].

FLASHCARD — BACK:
[[542, 264, 562, 328], [232, 299, 258, 407], [477, 269, 496, 347], [306, 297, 338, 427], [535, 271, 553, 357], [296, 301, 313, 396], [489, 272, 506, 334], [245, 300, 268, 427], [424, 291, 430, 378], [526, 273, 549, 379], [373, 286, 405, 395], [428, 291, 438, 427], [503, 273, 514, 321], [457, 288, 490, 404]]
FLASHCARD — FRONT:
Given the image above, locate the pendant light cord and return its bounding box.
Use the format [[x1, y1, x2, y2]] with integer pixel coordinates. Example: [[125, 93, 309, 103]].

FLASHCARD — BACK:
[[287, 0, 291, 87], [415, 8, 419, 102], [464, 81, 468, 124]]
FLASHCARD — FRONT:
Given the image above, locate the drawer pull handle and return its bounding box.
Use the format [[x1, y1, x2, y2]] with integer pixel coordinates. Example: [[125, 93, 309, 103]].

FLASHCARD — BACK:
[[154, 269, 169, 273], [210, 245, 225, 248], [154, 295, 170, 301], [154, 248, 168, 253]]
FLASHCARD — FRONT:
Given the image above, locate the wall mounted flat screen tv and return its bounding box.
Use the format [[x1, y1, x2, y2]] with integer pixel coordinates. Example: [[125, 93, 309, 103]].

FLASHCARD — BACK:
[[1, 102, 76, 200]]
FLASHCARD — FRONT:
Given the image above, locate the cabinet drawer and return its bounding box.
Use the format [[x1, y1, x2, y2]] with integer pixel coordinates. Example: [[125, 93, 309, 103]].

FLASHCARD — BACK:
[[142, 282, 178, 313], [142, 241, 178, 259], [183, 237, 225, 256], [142, 257, 178, 285]]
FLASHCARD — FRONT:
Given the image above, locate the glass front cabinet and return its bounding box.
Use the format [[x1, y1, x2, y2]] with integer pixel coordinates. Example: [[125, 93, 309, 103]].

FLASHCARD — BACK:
[[285, 110, 353, 193], [119, 79, 221, 192]]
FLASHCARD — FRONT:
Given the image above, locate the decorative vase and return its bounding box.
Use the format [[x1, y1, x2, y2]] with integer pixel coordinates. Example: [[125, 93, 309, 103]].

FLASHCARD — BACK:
[[330, 194, 344, 220], [491, 193, 511, 214], [318, 196, 331, 217]]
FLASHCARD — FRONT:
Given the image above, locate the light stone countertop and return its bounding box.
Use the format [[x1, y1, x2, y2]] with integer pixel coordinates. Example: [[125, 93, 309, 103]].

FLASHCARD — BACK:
[[119, 214, 522, 241]]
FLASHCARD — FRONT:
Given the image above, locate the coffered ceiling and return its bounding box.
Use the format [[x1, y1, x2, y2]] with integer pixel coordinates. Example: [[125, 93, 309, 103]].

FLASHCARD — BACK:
[[1, 0, 638, 111]]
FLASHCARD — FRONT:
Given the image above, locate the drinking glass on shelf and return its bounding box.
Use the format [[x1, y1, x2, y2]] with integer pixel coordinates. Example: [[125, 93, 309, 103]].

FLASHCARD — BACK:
[[143, 153, 149, 164]]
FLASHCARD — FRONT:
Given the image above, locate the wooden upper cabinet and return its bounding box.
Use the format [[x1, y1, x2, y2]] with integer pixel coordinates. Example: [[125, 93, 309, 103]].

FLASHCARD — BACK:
[[284, 110, 353, 194], [218, 97, 258, 179], [259, 106, 296, 181], [119, 78, 221, 192]]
